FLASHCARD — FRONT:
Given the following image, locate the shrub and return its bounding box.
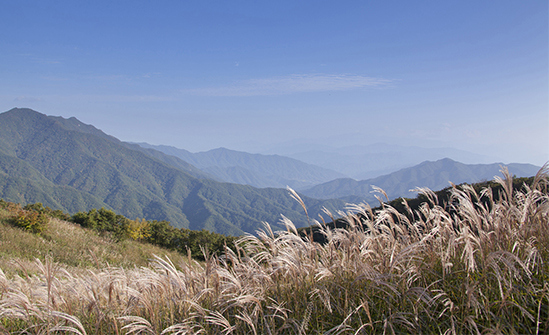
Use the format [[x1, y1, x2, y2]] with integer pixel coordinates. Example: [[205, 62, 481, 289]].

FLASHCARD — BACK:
[[69, 209, 237, 259], [71, 208, 130, 240], [126, 218, 152, 241], [0, 199, 22, 213], [10, 209, 49, 234], [23, 202, 70, 221]]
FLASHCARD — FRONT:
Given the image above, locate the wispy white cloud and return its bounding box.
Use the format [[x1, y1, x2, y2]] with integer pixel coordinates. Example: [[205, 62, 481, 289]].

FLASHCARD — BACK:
[[62, 93, 174, 103], [183, 74, 394, 96], [88, 72, 161, 82], [18, 53, 62, 65], [42, 76, 69, 82], [13, 96, 43, 103], [88, 74, 130, 81]]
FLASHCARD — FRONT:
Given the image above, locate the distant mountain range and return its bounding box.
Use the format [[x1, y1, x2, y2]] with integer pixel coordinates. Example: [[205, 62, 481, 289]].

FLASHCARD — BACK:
[[0, 108, 542, 236], [301, 158, 540, 202], [0, 108, 346, 235], [136, 143, 345, 190], [267, 142, 499, 180], [135, 143, 540, 206]]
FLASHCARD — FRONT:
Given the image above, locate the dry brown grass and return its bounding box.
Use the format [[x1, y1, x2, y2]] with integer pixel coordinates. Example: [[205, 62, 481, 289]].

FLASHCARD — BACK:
[[0, 166, 547, 334], [0, 210, 187, 277]]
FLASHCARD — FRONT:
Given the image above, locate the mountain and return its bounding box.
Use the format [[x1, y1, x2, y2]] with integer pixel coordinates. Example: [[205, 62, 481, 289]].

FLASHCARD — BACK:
[[301, 158, 541, 202], [270, 142, 498, 179], [122, 142, 214, 180], [136, 143, 346, 190], [0, 108, 345, 235]]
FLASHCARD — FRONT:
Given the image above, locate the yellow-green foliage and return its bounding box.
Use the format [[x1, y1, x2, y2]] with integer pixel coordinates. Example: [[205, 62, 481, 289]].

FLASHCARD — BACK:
[[126, 218, 152, 241], [0, 201, 71, 235], [11, 208, 49, 234], [0, 167, 547, 334]]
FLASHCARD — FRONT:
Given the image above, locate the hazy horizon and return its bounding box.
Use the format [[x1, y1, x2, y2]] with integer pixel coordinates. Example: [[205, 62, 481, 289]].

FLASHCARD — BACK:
[[1, 1, 547, 165]]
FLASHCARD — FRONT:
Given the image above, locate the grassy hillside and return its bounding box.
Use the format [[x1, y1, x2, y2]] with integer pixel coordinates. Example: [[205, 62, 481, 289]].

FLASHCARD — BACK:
[[0, 168, 547, 333], [0, 202, 187, 278]]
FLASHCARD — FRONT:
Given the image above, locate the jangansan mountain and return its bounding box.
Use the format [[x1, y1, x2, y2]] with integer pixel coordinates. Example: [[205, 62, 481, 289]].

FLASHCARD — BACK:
[[0, 108, 346, 235]]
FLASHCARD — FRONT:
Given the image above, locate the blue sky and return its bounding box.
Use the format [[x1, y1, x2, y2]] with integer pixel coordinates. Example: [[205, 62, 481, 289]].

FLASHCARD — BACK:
[[1, 1, 547, 165]]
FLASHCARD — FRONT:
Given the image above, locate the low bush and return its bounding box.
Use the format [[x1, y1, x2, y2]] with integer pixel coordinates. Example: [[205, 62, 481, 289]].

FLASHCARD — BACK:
[[10, 208, 49, 235], [23, 202, 70, 221], [70, 209, 237, 259]]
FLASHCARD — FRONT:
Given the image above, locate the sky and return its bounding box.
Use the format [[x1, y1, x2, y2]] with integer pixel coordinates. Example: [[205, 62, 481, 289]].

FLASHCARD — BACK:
[[1, 1, 548, 165]]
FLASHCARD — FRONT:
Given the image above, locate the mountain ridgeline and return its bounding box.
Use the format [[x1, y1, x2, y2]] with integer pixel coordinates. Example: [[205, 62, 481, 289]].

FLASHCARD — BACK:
[[136, 143, 345, 190], [301, 158, 540, 202], [271, 142, 498, 180], [0, 108, 346, 235]]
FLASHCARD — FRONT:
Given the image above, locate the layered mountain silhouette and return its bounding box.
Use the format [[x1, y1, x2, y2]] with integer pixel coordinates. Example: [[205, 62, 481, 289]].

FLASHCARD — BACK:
[[0, 108, 345, 235], [272, 142, 498, 180], [301, 158, 540, 203], [1, 107, 541, 235], [136, 143, 345, 190]]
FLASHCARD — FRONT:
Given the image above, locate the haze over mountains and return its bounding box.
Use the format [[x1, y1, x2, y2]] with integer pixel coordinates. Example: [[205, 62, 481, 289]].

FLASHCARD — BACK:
[[136, 142, 540, 204], [265, 142, 501, 180], [0, 108, 542, 236], [300, 158, 540, 203], [136, 143, 345, 190]]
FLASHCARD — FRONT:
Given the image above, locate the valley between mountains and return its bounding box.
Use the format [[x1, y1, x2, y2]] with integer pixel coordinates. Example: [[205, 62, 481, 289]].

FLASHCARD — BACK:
[[0, 108, 540, 235]]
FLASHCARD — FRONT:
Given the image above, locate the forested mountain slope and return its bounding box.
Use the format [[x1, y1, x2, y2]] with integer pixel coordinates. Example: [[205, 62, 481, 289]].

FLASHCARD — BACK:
[[0, 108, 345, 235]]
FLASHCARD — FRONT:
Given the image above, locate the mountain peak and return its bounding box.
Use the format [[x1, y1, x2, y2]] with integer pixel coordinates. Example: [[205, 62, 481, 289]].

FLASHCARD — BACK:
[[1, 108, 119, 144], [4, 107, 48, 120]]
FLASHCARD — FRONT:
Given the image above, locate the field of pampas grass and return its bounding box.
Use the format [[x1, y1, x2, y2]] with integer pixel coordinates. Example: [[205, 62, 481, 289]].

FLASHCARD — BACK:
[[0, 166, 548, 334]]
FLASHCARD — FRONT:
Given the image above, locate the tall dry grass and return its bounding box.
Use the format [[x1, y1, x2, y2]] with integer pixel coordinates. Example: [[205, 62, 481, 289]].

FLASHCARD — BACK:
[[0, 207, 187, 277], [0, 166, 548, 334]]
